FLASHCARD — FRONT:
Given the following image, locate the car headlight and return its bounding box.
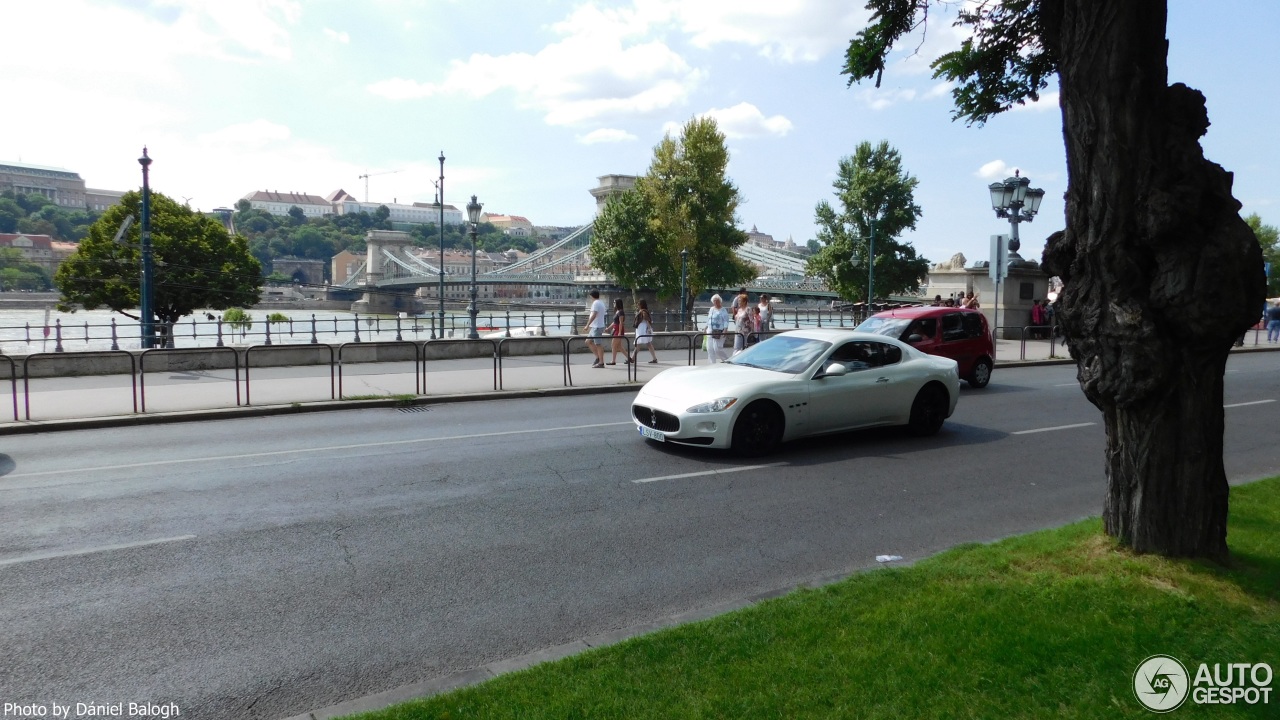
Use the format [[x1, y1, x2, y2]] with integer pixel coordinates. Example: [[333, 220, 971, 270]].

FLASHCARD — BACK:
[[687, 397, 738, 413]]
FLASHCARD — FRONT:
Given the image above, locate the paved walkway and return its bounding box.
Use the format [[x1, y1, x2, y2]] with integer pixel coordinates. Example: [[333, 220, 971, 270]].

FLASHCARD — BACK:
[[2, 334, 1272, 433]]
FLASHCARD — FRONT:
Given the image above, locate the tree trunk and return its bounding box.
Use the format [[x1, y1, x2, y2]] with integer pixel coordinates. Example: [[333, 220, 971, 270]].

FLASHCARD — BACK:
[[1041, 1, 1264, 559]]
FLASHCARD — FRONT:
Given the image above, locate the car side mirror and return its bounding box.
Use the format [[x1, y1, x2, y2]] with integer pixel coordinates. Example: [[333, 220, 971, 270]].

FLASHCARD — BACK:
[[817, 362, 849, 378], [907, 334, 923, 343]]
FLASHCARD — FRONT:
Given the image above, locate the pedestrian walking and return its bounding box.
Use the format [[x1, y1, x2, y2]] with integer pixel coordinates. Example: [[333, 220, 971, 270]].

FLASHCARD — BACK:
[[732, 294, 752, 355], [583, 289, 607, 368], [633, 299, 658, 363], [706, 294, 729, 363], [607, 298, 628, 364], [1266, 302, 1280, 343], [758, 293, 773, 333]]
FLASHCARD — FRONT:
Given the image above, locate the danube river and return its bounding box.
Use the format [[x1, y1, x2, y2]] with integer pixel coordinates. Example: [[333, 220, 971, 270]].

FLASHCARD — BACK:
[[0, 306, 583, 355]]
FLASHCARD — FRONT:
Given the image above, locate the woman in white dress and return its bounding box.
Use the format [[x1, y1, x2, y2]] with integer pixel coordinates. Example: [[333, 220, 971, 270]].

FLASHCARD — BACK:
[[632, 299, 658, 363], [732, 294, 752, 355], [706, 294, 729, 363]]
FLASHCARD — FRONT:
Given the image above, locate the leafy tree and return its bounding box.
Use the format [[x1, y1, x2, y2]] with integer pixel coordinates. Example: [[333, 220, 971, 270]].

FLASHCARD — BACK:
[[235, 198, 251, 213], [806, 238, 822, 254], [591, 188, 662, 295], [1245, 214, 1279, 296], [287, 205, 306, 226], [0, 198, 22, 233], [804, 141, 929, 301], [55, 191, 262, 337], [844, 1, 1264, 559], [591, 117, 754, 311], [0, 248, 52, 290]]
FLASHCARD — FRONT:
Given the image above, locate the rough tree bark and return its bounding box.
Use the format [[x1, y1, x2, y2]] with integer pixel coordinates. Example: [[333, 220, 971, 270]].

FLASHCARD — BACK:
[[1040, 1, 1264, 558]]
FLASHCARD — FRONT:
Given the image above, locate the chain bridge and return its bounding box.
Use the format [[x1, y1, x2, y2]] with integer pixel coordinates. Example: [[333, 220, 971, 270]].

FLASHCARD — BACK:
[[340, 226, 839, 306]]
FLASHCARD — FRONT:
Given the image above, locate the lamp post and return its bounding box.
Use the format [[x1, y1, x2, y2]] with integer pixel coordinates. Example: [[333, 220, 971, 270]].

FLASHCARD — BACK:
[[866, 218, 877, 316], [437, 151, 445, 340], [466, 194, 483, 340], [987, 170, 1046, 342], [680, 248, 688, 330], [138, 147, 155, 349]]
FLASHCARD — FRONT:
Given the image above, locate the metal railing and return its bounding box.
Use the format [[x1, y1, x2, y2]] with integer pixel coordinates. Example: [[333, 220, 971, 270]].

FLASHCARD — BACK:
[[1, 306, 901, 356]]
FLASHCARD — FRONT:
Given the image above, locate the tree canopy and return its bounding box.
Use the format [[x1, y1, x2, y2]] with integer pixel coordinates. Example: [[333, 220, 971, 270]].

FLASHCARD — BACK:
[[1245, 214, 1279, 296], [55, 191, 262, 327], [590, 117, 754, 308], [805, 141, 929, 301], [843, 0, 1265, 559], [0, 191, 102, 241]]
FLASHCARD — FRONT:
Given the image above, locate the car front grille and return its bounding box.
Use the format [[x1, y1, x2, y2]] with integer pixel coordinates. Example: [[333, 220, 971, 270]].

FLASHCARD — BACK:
[[633, 404, 680, 433]]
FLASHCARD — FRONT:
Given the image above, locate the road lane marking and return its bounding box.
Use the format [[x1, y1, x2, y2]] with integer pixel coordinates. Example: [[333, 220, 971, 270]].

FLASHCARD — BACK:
[[1013, 422, 1096, 435], [1225, 399, 1275, 408], [4, 422, 635, 481], [633, 462, 787, 484], [0, 534, 196, 568], [1053, 382, 1078, 387]]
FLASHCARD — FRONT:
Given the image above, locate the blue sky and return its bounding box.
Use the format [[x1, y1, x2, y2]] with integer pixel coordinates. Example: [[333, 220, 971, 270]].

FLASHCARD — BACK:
[[3, 0, 1276, 267]]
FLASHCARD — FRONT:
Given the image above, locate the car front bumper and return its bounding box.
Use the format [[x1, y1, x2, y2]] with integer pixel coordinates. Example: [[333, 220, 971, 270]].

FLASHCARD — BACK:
[[631, 396, 736, 449]]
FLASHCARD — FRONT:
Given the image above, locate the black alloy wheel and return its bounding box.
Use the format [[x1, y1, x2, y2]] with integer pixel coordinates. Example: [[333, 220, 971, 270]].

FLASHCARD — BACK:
[[731, 401, 784, 455], [907, 385, 948, 436]]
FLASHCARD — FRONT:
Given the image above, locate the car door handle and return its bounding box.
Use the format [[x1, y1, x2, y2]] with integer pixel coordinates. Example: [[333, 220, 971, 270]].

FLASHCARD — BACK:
[[876, 377, 890, 383]]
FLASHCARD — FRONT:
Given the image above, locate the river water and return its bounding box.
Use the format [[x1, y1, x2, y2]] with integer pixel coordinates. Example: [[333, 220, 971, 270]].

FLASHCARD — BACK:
[[0, 306, 585, 355]]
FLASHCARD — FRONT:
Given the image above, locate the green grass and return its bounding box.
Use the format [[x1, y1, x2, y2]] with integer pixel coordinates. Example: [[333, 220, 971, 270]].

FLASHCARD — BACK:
[[342, 394, 417, 406], [345, 479, 1280, 719]]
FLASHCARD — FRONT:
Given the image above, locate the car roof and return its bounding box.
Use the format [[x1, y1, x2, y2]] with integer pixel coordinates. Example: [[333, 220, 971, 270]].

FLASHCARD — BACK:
[[779, 328, 904, 343], [869, 306, 983, 319]]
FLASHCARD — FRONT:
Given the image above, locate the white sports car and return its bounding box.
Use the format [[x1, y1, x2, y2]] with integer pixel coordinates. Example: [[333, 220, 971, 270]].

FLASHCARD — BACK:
[[632, 329, 961, 454]]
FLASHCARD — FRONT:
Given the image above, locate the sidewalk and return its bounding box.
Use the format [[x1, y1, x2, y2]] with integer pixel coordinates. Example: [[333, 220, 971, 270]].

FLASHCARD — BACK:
[[1, 335, 1269, 434]]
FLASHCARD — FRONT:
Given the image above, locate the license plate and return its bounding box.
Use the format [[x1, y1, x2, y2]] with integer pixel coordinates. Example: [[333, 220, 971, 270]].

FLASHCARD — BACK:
[[638, 425, 665, 442]]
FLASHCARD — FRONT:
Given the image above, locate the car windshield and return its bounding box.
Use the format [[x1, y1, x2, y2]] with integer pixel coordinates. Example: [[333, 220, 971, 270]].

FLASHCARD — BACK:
[[855, 317, 912, 338], [726, 335, 831, 374]]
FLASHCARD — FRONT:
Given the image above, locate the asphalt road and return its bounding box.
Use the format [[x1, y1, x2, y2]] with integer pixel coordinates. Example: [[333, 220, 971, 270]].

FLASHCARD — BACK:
[[1, 355, 1278, 719]]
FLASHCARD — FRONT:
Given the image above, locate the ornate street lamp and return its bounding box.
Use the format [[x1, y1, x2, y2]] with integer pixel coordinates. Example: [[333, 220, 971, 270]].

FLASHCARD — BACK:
[[138, 148, 156, 349], [466, 194, 483, 340], [437, 151, 446, 340], [987, 170, 1045, 342], [680, 248, 688, 330]]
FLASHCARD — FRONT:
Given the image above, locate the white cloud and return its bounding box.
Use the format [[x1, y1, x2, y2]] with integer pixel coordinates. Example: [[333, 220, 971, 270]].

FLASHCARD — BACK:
[[924, 82, 953, 100], [323, 28, 350, 44], [661, 0, 872, 63], [977, 160, 1017, 180], [682, 103, 793, 139], [367, 2, 700, 126], [1010, 91, 1060, 113], [577, 129, 639, 144], [367, 78, 435, 100], [856, 87, 917, 111]]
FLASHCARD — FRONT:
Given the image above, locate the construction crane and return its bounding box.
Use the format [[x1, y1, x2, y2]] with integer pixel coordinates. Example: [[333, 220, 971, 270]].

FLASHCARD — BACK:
[[357, 169, 402, 202]]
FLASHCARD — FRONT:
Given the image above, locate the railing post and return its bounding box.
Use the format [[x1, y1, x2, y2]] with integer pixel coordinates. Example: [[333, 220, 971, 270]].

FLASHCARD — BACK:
[[353, 313, 362, 343], [54, 319, 64, 353], [793, 310, 799, 329], [395, 315, 403, 342], [540, 310, 546, 336], [310, 314, 318, 344], [25, 322, 31, 344], [264, 318, 273, 345], [110, 317, 120, 351], [505, 309, 512, 337], [216, 318, 224, 347]]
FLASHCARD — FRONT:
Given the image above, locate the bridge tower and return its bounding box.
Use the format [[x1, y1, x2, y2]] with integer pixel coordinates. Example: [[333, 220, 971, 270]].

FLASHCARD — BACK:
[[352, 229, 420, 314]]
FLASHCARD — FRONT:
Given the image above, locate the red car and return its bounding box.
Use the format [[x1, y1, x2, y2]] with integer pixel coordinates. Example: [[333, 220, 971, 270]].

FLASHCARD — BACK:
[[856, 306, 994, 388]]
